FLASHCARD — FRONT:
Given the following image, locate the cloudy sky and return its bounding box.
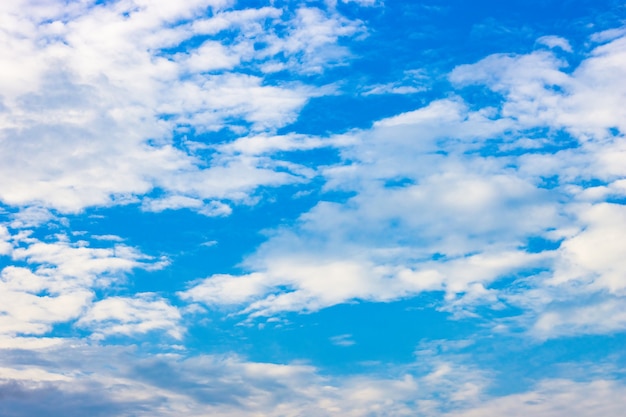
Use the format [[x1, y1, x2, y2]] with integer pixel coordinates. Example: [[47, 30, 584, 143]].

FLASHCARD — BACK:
[[1, 0, 626, 415]]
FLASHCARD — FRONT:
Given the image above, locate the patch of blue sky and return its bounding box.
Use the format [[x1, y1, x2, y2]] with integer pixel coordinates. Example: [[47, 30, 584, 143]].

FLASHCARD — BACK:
[[451, 331, 626, 396], [186, 292, 467, 370], [271, 147, 342, 168], [346, 0, 612, 70], [523, 236, 563, 253], [281, 93, 429, 134]]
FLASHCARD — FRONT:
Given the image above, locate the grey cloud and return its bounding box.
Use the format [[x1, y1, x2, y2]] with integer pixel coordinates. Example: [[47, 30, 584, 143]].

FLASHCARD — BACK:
[[0, 381, 156, 417]]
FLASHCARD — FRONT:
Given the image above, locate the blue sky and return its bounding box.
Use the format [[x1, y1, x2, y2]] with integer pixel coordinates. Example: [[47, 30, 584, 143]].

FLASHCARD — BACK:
[[1, 0, 626, 415]]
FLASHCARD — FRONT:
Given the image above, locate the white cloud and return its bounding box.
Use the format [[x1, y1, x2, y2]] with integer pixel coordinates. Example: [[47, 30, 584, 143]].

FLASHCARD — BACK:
[[451, 30, 626, 139], [259, 7, 364, 74], [185, 41, 241, 72], [141, 195, 232, 217], [498, 202, 626, 339], [3, 11, 626, 415], [0, 336, 66, 350], [0, 331, 620, 417], [0, 231, 166, 337], [362, 84, 424, 95], [11, 238, 159, 283], [0, 0, 362, 214], [0, 366, 72, 382], [0, 350, 621, 417], [191, 6, 282, 36], [362, 70, 429, 96], [0, 341, 488, 417], [181, 272, 272, 306], [216, 132, 340, 156], [8, 206, 58, 228], [0, 225, 12, 256], [330, 334, 356, 346], [590, 27, 626, 43], [0, 284, 92, 336], [182, 28, 626, 337], [91, 234, 125, 242], [537, 35, 573, 52], [183, 248, 547, 317], [77, 293, 183, 340], [181, 97, 558, 316], [532, 297, 626, 339], [551, 203, 626, 293], [446, 379, 626, 417]]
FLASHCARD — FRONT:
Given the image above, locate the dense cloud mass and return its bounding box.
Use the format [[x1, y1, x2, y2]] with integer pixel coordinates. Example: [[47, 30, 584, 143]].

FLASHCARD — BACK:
[[1, 0, 626, 415]]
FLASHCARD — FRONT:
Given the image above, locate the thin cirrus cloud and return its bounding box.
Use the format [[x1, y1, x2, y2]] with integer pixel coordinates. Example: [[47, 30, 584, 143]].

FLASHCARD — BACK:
[[1, 0, 626, 416]]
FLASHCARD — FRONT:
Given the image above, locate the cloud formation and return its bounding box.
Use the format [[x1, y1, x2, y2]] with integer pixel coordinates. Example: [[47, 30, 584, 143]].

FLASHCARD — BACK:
[[0, 0, 361, 213], [182, 26, 626, 343], [1, 1, 625, 416]]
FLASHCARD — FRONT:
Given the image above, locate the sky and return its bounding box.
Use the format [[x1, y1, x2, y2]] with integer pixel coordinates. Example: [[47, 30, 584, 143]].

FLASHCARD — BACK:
[[1, 0, 626, 415]]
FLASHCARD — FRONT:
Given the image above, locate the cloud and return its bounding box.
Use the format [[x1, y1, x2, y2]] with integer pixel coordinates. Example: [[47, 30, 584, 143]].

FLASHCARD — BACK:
[[76, 293, 183, 340], [258, 7, 365, 74], [361, 70, 429, 96], [91, 234, 125, 242], [531, 297, 626, 339], [0, 226, 11, 256], [0, 230, 166, 337], [340, 0, 381, 6], [8, 207, 59, 229], [141, 195, 232, 217], [2, 361, 621, 417], [0, 341, 488, 417], [446, 379, 626, 417], [330, 334, 356, 346], [0, 331, 620, 417], [537, 35, 573, 52], [450, 30, 626, 138], [0, 0, 363, 214], [181, 98, 558, 316], [500, 202, 626, 339], [180, 27, 626, 344], [2, 5, 626, 416], [551, 203, 626, 294], [181, 272, 271, 307]]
